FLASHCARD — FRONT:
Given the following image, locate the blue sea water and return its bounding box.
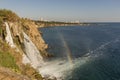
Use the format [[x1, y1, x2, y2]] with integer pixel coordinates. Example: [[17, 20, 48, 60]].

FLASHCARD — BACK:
[[39, 23, 120, 80]]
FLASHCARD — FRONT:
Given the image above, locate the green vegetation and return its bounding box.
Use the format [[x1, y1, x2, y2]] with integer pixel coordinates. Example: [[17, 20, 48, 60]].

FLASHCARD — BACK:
[[0, 9, 44, 79], [0, 16, 3, 33], [0, 14, 4, 38], [34, 20, 80, 27], [0, 40, 20, 73], [22, 64, 43, 80], [34, 20, 91, 28], [35, 21, 70, 24], [0, 9, 19, 22], [0, 51, 20, 72], [0, 17, 3, 24], [0, 27, 2, 35], [0, 25, 3, 38]]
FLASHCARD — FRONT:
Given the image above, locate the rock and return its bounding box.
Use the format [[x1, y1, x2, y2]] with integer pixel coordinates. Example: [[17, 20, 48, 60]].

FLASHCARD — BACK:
[[9, 22, 23, 43], [43, 74, 57, 80], [0, 67, 30, 80], [6, 19, 48, 53], [21, 19, 48, 52], [49, 75, 57, 80]]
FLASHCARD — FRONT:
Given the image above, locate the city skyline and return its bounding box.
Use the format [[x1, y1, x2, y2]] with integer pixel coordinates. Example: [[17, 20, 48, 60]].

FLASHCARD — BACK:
[[0, 0, 120, 22]]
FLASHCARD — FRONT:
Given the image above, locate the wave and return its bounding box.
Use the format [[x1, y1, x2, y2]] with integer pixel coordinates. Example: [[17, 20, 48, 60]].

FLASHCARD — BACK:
[[39, 57, 90, 80], [38, 37, 120, 80]]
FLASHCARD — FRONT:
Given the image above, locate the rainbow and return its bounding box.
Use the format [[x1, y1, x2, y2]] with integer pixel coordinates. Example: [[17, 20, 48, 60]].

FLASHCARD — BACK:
[[59, 33, 73, 67]]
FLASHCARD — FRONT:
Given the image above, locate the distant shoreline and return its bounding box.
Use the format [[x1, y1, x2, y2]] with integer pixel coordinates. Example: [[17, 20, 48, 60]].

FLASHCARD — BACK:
[[34, 20, 120, 28], [34, 20, 90, 28]]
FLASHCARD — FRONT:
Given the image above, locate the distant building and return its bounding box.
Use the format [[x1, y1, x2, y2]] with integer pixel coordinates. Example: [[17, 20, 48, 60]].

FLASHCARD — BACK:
[[40, 18, 44, 21]]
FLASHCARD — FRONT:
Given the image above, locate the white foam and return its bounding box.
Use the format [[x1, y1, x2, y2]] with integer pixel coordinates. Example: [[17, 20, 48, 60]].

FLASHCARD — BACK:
[[38, 38, 120, 79], [39, 57, 90, 80], [5, 22, 15, 48], [23, 32, 44, 68]]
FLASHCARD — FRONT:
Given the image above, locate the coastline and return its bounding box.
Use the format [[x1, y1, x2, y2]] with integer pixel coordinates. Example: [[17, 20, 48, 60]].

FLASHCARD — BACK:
[[36, 22, 120, 28], [34, 20, 90, 28]]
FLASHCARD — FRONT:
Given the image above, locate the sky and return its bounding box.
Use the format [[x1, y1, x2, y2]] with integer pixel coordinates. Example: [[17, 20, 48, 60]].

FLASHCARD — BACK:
[[0, 0, 120, 22]]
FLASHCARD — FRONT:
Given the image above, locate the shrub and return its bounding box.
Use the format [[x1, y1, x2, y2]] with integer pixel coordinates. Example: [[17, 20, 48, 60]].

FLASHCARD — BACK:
[[0, 51, 20, 72], [0, 9, 20, 22]]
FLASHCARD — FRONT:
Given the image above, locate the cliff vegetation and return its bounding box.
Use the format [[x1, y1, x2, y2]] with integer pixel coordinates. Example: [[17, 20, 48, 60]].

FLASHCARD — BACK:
[[0, 9, 44, 80], [0, 9, 20, 22]]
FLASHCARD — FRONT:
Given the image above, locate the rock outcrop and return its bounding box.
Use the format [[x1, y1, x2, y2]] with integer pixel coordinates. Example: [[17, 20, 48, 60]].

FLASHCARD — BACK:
[[21, 19, 48, 51], [0, 9, 48, 80], [0, 67, 30, 80]]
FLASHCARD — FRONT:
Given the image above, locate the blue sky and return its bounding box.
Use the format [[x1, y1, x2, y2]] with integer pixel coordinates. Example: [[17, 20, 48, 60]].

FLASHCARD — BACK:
[[0, 0, 120, 22]]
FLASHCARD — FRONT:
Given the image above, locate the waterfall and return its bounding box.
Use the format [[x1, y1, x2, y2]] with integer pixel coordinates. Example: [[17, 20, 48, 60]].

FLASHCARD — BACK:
[[5, 22, 15, 48], [23, 32, 44, 68]]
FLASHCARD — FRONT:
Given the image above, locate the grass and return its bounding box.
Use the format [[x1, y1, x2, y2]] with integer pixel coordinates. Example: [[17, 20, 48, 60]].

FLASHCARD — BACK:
[[0, 9, 20, 22], [0, 51, 20, 72], [0, 27, 2, 34], [22, 64, 43, 80]]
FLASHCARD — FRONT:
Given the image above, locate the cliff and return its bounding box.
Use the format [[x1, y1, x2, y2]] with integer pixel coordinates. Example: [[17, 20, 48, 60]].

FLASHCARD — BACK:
[[0, 9, 49, 80], [21, 19, 48, 52]]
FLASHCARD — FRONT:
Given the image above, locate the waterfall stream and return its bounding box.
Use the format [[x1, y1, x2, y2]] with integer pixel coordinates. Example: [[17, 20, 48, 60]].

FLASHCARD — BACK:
[[5, 22, 15, 48], [23, 32, 44, 68]]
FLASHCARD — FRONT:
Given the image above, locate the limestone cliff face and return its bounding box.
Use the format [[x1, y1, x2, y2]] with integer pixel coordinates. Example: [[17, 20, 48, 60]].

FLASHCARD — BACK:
[[0, 9, 47, 80], [5, 19, 48, 53], [21, 19, 48, 51], [9, 22, 23, 44], [1, 20, 45, 80], [3, 19, 49, 66]]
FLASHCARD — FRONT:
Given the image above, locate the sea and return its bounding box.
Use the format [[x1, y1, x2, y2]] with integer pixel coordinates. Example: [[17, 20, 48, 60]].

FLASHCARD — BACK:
[[39, 23, 120, 80]]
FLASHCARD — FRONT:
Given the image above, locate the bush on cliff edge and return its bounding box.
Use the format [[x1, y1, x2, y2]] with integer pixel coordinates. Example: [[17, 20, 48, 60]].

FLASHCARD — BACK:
[[0, 9, 20, 22]]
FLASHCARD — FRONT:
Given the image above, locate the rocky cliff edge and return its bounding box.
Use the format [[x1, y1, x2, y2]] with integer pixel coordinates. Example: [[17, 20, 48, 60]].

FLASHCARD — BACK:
[[0, 9, 49, 80]]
